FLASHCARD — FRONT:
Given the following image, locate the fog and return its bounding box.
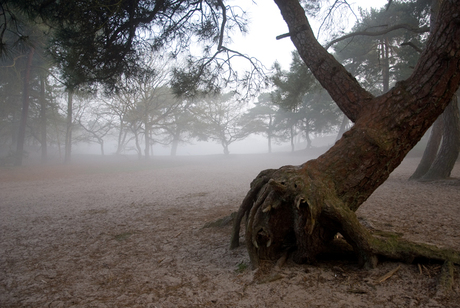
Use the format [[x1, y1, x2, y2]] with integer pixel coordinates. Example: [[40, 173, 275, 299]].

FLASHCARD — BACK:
[[68, 134, 339, 158]]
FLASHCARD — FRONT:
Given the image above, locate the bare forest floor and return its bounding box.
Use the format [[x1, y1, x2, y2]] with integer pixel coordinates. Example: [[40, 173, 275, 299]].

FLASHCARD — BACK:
[[1, 151, 460, 307]]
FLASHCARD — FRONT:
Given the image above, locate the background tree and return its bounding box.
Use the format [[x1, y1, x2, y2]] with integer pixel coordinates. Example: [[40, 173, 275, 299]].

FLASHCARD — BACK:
[[103, 92, 132, 155], [191, 93, 252, 155], [240, 93, 280, 154], [0, 5, 51, 165], [332, 1, 430, 94], [273, 108, 299, 152], [410, 94, 460, 180], [271, 52, 342, 148], [159, 101, 196, 156], [75, 100, 114, 156]]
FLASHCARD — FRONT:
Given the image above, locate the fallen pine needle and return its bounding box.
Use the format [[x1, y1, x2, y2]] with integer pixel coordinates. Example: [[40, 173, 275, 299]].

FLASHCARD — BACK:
[[418, 264, 423, 275], [377, 265, 401, 283], [422, 265, 431, 278]]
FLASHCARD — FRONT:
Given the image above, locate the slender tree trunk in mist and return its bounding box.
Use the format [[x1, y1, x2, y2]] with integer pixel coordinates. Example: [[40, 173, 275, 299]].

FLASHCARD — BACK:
[[64, 89, 73, 164], [15, 47, 35, 166], [171, 138, 179, 156], [144, 116, 151, 159], [268, 135, 272, 154], [51, 104, 62, 159], [419, 95, 460, 180], [223, 141, 230, 155], [231, 0, 460, 269], [410, 116, 443, 180], [132, 124, 142, 159], [116, 120, 124, 154], [39, 74, 48, 164], [382, 37, 390, 93], [304, 123, 312, 149], [267, 115, 273, 154], [100, 139, 105, 156], [411, 93, 460, 181], [116, 119, 128, 155]]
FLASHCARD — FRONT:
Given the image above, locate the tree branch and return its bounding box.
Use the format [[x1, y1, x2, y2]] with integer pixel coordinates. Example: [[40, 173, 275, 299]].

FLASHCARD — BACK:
[[325, 24, 430, 50], [400, 41, 423, 53], [217, 0, 227, 51], [274, 0, 374, 122]]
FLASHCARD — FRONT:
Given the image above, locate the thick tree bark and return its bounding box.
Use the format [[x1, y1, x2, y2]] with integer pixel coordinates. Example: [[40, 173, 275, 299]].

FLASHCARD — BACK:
[[231, 0, 460, 269], [274, 0, 460, 208]]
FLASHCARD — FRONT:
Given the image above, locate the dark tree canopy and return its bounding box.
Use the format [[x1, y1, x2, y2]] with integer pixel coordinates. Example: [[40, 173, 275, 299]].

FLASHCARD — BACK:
[[1, 0, 249, 90]]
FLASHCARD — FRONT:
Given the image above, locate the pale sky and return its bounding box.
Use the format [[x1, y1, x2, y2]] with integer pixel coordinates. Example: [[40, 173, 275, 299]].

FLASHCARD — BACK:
[[160, 1, 392, 155], [230, 0, 390, 70]]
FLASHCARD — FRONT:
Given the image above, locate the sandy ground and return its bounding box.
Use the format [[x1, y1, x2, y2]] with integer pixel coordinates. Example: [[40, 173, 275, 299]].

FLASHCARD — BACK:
[[1, 152, 460, 307]]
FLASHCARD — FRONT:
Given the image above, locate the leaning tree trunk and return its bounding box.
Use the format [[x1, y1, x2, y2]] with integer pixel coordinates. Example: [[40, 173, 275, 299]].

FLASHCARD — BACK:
[[231, 0, 460, 269], [421, 94, 460, 180], [409, 115, 444, 180]]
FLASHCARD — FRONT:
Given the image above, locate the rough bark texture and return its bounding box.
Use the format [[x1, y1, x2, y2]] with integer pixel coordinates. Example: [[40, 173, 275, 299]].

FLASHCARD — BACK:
[[231, 0, 460, 269]]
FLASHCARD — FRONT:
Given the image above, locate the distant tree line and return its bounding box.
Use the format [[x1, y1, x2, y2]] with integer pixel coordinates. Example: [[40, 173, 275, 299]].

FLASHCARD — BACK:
[[1, 0, 458, 175], [0, 47, 346, 161]]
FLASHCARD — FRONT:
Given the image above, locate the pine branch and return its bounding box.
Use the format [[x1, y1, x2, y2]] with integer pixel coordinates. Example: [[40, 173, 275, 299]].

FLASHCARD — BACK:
[[325, 24, 430, 50]]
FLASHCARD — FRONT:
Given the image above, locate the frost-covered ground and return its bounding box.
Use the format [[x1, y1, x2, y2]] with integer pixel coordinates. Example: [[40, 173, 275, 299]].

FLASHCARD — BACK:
[[1, 153, 459, 307]]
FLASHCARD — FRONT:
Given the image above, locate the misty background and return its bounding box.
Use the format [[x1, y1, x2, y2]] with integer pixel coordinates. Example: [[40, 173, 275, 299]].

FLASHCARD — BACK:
[[0, 0, 433, 166]]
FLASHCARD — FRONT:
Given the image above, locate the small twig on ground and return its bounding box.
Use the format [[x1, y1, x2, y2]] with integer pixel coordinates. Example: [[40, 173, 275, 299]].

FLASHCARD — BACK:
[[377, 264, 401, 283], [422, 265, 431, 278]]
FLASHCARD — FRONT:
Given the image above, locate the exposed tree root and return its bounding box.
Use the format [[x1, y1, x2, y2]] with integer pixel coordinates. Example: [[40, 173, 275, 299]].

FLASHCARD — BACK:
[[369, 232, 460, 265], [230, 165, 460, 272], [437, 261, 455, 296]]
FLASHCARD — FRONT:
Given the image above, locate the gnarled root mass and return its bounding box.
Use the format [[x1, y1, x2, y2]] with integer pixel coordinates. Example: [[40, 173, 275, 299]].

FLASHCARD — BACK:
[[230, 164, 460, 271]]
